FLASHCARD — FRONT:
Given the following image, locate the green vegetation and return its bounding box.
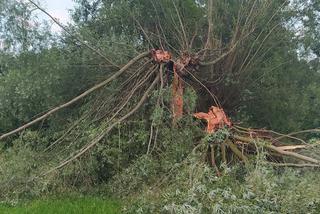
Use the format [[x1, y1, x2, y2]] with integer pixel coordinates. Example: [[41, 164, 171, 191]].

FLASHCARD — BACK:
[[0, 0, 320, 213], [122, 162, 320, 213], [0, 197, 120, 214]]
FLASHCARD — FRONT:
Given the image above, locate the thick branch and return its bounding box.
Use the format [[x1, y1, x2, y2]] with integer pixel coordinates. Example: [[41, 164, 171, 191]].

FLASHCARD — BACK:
[[0, 52, 149, 141]]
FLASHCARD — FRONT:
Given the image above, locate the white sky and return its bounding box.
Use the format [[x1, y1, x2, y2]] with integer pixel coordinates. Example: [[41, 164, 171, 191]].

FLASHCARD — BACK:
[[38, 0, 75, 32]]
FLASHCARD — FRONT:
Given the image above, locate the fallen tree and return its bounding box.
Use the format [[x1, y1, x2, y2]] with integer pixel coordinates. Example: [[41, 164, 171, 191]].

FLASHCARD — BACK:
[[0, 0, 319, 184]]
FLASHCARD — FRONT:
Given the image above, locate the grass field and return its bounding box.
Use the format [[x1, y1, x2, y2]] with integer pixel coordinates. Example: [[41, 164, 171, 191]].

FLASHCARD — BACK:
[[0, 197, 121, 214]]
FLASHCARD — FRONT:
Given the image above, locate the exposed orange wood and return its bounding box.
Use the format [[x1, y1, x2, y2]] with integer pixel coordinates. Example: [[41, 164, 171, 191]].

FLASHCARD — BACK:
[[194, 106, 232, 133]]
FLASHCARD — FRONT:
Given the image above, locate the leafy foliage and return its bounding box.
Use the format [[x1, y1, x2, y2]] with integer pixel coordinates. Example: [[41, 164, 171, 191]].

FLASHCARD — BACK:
[[123, 154, 320, 214]]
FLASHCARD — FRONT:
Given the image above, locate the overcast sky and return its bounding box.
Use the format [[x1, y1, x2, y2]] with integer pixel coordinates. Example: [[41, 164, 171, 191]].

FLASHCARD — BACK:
[[39, 0, 75, 32]]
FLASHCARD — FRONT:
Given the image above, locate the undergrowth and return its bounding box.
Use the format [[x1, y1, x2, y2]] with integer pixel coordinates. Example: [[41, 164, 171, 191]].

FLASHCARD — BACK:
[[0, 87, 319, 214], [119, 154, 320, 214]]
